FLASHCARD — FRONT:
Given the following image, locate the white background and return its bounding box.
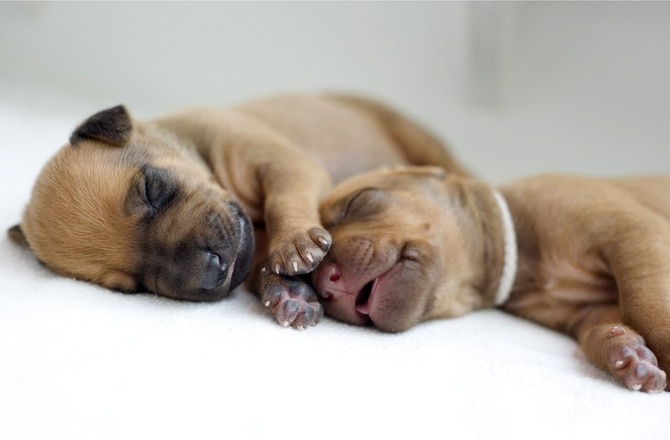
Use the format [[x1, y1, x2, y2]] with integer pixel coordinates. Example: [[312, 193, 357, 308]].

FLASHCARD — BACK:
[[1, 2, 669, 183]]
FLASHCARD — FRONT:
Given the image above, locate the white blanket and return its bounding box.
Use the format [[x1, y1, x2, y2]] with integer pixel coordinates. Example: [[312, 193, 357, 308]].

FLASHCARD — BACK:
[[1, 101, 668, 440]]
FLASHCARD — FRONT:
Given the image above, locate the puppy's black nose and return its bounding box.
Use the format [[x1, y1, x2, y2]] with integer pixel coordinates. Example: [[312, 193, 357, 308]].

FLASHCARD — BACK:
[[201, 251, 228, 290]]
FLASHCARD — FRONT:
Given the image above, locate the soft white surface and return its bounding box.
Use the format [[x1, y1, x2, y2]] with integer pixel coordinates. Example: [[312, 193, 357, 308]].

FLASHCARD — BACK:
[[2, 93, 669, 440]]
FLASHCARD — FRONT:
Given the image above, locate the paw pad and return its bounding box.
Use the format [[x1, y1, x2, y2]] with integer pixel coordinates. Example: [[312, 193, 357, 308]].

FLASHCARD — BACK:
[[259, 268, 323, 329]]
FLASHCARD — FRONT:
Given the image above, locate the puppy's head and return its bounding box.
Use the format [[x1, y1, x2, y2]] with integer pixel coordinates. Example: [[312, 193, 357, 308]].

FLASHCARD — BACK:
[[312, 166, 503, 332], [9, 106, 254, 301]]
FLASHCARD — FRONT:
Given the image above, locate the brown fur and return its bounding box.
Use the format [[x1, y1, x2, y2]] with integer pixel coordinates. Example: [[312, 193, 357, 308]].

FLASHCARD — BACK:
[[312, 169, 670, 392], [9, 93, 464, 327]]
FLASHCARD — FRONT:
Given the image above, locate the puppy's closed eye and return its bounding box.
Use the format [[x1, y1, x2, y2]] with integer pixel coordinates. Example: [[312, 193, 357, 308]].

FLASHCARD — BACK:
[[343, 188, 389, 219], [142, 166, 178, 215], [126, 166, 178, 217]]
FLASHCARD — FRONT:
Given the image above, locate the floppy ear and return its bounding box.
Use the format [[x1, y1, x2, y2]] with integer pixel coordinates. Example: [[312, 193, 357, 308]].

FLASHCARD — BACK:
[[7, 224, 29, 248], [69, 105, 132, 147]]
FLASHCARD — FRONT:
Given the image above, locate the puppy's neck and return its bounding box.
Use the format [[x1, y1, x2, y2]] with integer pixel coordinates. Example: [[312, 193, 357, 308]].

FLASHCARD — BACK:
[[450, 177, 517, 308]]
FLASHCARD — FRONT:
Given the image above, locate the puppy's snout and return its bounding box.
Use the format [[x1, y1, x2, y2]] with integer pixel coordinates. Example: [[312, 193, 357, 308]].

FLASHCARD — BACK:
[[315, 263, 345, 300], [201, 251, 228, 290]]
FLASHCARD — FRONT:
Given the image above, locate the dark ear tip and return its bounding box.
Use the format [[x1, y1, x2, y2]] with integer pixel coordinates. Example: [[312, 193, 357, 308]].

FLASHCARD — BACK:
[[8, 224, 29, 247], [68, 132, 83, 146], [70, 104, 132, 148]]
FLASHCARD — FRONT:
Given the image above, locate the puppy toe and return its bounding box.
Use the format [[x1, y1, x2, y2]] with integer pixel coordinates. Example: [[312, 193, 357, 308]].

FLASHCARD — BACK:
[[260, 268, 284, 309], [308, 227, 332, 252], [292, 303, 324, 329], [268, 226, 332, 275], [276, 300, 301, 327], [607, 327, 666, 392]]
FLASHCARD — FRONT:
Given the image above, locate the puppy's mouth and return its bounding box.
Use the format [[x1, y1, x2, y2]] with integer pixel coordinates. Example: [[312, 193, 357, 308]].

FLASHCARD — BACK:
[[353, 266, 398, 321], [315, 261, 399, 327], [200, 206, 254, 299], [355, 278, 377, 316], [200, 251, 231, 291], [316, 256, 418, 330], [228, 211, 254, 290]]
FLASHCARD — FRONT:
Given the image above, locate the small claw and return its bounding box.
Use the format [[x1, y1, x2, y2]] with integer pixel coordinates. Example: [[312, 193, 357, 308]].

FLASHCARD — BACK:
[[292, 261, 298, 273], [317, 236, 330, 248], [608, 326, 625, 338], [306, 253, 314, 263]]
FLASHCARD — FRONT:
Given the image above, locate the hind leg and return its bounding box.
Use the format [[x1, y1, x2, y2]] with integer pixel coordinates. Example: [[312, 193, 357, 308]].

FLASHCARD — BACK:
[[602, 216, 670, 388], [577, 308, 667, 392]]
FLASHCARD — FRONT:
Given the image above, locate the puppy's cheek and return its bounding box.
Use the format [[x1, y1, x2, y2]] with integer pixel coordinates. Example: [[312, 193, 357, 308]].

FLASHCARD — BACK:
[[99, 271, 139, 293]]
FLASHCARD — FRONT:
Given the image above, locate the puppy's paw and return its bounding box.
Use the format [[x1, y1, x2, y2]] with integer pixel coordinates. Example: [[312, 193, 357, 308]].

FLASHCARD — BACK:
[[259, 266, 324, 329], [268, 226, 331, 276], [606, 326, 667, 393]]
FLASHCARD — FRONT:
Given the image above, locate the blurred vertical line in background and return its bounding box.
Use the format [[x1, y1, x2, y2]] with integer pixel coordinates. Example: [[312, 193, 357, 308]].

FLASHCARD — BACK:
[[466, 2, 517, 112]]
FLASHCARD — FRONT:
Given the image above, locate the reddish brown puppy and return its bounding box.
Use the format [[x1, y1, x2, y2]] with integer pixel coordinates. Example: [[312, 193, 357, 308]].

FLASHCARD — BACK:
[[311, 167, 669, 392]]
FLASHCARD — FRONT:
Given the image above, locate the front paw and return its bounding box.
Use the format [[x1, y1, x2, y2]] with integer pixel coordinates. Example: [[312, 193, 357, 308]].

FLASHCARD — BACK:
[[606, 326, 667, 393], [268, 226, 331, 275], [259, 266, 324, 329]]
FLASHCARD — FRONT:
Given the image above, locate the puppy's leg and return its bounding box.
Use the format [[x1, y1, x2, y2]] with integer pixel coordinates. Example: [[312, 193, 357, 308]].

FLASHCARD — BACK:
[[161, 110, 332, 277], [208, 119, 333, 276], [327, 94, 470, 175], [575, 306, 667, 392], [600, 215, 670, 389], [262, 185, 332, 276]]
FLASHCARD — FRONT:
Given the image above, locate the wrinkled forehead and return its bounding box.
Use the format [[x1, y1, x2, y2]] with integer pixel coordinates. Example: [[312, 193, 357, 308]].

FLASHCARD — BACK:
[[331, 166, 445, 193], [322, 166, 447, 208]]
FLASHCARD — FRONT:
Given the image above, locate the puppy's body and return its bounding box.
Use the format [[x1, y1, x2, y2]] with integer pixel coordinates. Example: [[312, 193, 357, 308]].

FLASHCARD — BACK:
[[314, 169, 670, 392], [10, 93, 464, 328], [501, 175, 670, 392]]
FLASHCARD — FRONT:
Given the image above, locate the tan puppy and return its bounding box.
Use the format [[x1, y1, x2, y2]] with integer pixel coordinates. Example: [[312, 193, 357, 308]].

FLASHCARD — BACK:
[[311, 168, 669, 392], [9, 94, 465, 328]]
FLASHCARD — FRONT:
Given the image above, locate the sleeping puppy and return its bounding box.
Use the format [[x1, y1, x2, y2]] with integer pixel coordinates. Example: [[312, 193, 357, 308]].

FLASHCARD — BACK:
[[8, 94, 466, 328], [310, 167, 669, 392]]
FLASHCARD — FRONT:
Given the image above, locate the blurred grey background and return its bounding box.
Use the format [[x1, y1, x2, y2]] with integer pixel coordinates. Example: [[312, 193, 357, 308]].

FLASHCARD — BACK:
[[1, 1, 669, 183]]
